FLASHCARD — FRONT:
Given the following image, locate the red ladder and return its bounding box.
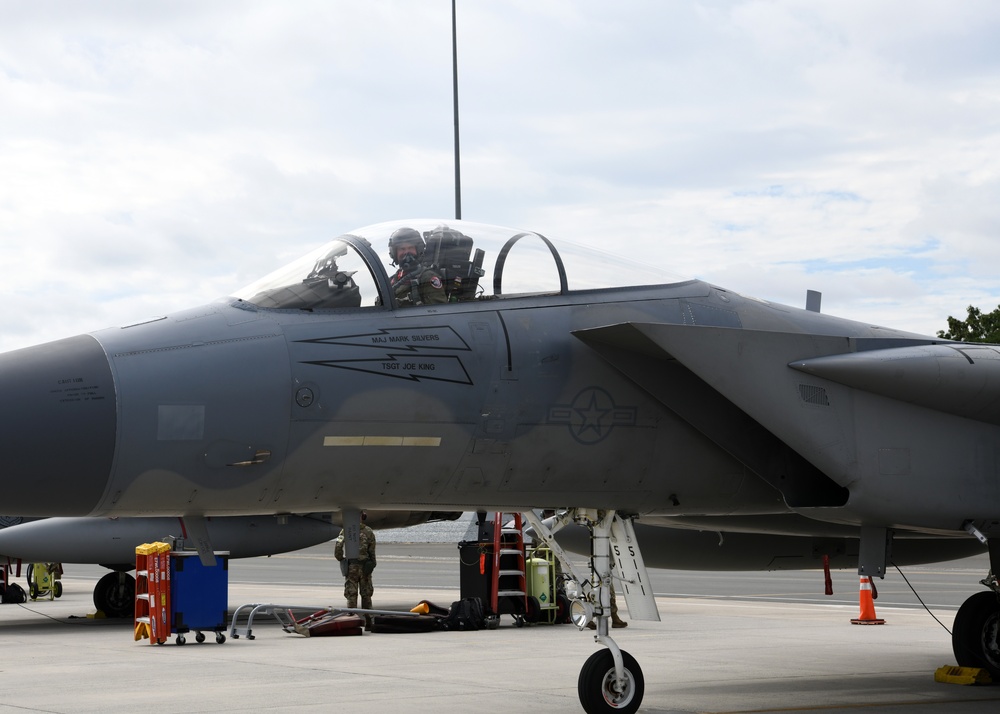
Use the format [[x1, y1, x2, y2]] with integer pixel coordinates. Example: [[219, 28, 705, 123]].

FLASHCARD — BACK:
[[134, 542, 171, 644], [490, 512, 527, 616]]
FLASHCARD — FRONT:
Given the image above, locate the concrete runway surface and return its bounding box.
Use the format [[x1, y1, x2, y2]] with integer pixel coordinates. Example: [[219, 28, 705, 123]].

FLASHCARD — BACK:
[[1, 542, 998, 713]]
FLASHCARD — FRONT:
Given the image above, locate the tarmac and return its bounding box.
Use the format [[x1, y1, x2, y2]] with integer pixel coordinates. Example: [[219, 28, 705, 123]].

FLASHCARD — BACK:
[[2, 543, 999, 713]]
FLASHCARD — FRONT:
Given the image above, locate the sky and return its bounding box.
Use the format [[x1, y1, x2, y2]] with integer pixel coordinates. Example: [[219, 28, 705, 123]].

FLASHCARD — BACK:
[[2, 0, 1000, 353]]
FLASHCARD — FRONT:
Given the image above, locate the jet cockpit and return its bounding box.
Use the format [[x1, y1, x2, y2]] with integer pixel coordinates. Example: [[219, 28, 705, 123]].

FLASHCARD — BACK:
[[233, 219, 688, 310]]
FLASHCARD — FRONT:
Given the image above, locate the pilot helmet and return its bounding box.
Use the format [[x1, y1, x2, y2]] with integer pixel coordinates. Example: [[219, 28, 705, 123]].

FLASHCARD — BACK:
[[388, 227, 425, 265]]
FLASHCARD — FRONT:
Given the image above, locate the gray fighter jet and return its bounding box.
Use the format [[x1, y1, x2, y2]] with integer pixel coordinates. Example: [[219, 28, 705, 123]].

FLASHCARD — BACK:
[[1, 218, 997, 714]]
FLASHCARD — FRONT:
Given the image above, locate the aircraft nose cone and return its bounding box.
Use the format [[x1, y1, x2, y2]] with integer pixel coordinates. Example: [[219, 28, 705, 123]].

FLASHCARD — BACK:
[[0, 335, 117, 516]]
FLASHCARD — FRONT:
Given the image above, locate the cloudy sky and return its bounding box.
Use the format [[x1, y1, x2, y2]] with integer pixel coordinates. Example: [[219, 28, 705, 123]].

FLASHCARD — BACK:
[[2, 1, 999, 353]]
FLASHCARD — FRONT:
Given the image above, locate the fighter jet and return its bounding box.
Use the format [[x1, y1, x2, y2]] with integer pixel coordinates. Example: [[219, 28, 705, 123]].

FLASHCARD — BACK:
[[1, 218, 997, 714]]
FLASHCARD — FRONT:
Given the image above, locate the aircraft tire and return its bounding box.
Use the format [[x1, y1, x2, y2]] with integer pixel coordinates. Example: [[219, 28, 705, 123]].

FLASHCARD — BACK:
[[578, 649, 643, 714], [93, 571, 135, 618], [952, 591, 1000, 677]]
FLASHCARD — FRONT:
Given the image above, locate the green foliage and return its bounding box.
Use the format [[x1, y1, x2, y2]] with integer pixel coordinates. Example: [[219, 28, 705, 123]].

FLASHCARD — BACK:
[[937, 305, 1000, 343]]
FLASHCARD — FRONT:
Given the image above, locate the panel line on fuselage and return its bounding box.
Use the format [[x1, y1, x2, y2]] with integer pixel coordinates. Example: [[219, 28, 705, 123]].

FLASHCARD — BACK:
[[322, 436, 442, 447]]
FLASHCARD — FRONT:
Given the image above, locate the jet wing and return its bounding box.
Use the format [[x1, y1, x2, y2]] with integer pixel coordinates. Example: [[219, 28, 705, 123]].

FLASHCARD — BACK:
[[581, 323, 1000, 426], [572, 322, 849, 508], [575, 323, 1000, 526]]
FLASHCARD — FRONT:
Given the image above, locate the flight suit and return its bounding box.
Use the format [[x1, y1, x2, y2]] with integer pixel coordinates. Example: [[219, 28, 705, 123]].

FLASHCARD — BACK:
[[390, 264, 447, 306]]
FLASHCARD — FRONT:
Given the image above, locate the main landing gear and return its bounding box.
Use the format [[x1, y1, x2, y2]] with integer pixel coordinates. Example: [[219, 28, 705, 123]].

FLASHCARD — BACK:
[[953, 573, 1000, 678], [953, 528, 1000, 678], [523, 509, 655, 714], [93, 570, 136, 618]]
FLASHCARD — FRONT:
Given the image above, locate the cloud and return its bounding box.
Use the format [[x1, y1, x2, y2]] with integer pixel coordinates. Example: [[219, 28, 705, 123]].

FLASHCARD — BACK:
[[1, 1, 999, 352]]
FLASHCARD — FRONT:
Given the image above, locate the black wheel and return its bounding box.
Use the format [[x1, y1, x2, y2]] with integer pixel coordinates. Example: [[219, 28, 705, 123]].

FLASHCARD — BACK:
[[195, 632, 206, 644], [578, 649, 644, 714], [524, 595, 541, 624], [557, 593, 572, 624], [54, 582, 63, 599], [953, 591, 1000, 677], [177, 635, 186, 646], [216, 632, 226, 644], [93, 572, 135, 618], [28, 583, 39, 600]]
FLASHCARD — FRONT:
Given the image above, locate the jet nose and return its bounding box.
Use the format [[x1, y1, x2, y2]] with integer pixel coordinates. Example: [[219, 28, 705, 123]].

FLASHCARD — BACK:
[[0, 335, 117, 516]]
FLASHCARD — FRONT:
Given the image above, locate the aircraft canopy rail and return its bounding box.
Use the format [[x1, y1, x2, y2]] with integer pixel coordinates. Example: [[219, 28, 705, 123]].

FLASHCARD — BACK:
[[232, 219, 689, 310]]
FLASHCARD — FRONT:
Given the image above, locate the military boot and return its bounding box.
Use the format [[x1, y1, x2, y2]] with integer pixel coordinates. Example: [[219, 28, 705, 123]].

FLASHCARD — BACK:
[[362, 597, 373, 630], [609, 588, 627, 628]]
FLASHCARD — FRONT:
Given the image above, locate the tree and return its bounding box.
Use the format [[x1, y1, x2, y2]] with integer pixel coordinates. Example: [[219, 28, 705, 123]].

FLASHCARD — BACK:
[[937, 305, 1000, 343]]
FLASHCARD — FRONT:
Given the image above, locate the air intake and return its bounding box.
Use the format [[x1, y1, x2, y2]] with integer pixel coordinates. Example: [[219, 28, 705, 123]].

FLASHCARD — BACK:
[[798, 384, 830, 406]]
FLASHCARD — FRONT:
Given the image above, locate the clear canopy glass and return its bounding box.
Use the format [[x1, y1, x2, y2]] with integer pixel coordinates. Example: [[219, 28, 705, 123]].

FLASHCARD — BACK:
[[232, 219, 689, 309]]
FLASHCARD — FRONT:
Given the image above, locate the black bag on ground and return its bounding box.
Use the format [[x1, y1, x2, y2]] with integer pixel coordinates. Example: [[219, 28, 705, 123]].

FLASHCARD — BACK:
[[1, 582, 26, 604], [443, 597, 485, 631], [370, 613, 440, 634]]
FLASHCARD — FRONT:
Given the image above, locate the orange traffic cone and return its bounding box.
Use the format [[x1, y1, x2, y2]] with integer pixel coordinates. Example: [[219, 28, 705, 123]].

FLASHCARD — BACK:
[[850, 575, 885, 625]]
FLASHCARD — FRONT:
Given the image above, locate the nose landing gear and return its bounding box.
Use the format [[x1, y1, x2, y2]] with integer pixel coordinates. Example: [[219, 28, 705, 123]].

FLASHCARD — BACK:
[[522, 509, 655, 714]]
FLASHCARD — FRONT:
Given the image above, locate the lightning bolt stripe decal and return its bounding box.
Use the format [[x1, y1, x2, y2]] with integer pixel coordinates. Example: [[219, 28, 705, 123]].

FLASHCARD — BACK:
[[297, 326, 471, 352], [303, 354, 473, 385]]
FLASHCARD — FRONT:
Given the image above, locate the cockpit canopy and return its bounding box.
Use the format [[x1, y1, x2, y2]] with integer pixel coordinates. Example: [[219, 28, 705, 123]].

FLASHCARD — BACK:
[[233, 219, 687, 310]]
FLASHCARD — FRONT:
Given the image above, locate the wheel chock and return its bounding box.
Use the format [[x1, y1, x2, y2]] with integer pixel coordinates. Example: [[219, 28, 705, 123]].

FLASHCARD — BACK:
[[934, 665, 993, 685], [134, 622, 150, 641]]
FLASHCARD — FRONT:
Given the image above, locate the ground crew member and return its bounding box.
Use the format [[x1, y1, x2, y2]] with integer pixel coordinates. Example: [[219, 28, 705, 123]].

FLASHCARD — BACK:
[[388, 227, 447, 306], [334, 511, 376, 628]]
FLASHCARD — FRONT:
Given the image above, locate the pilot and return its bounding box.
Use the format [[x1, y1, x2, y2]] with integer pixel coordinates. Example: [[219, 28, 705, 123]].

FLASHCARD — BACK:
[[334, 511, 377, 629], [388, 227, 447, 306]]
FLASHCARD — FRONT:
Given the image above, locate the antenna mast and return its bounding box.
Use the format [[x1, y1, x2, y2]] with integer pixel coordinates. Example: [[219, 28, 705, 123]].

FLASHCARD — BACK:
[[452, 0, 462, 220]]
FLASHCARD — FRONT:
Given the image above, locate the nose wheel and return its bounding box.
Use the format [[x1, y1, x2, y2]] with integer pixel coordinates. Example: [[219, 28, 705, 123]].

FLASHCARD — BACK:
[[578, 649, 644, 713]]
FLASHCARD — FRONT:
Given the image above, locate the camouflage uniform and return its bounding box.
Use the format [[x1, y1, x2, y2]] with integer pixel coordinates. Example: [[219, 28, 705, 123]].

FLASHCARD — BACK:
[[334, 524, 376, 615], [390, 264, 447, 306]]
